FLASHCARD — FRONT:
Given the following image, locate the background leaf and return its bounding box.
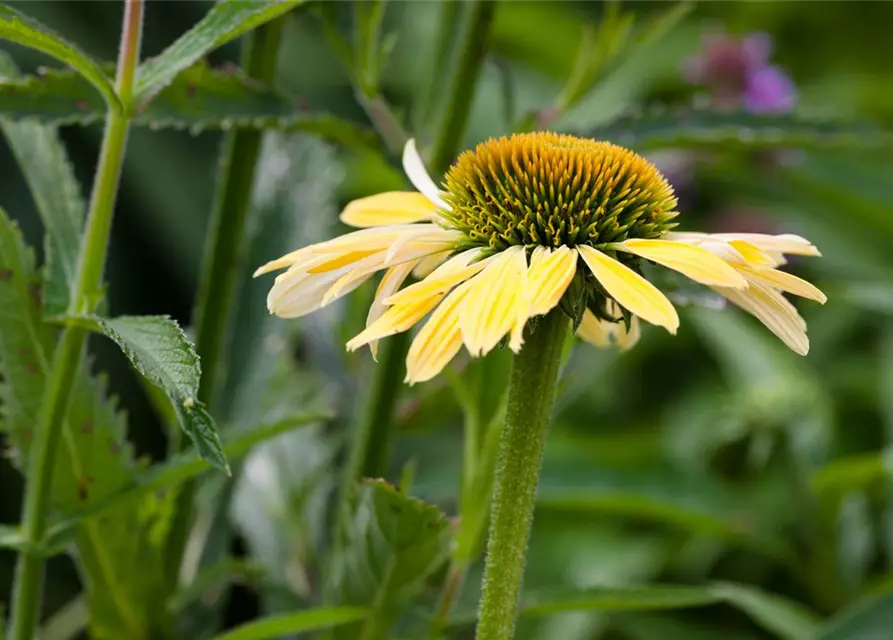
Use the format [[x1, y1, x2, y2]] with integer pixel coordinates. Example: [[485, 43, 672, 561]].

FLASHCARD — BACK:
[[69, 314, 229, 472], [584, 109, 893, 152], [212, 606, 370, 640], [815, 590, 893, 640], [0, 62, 378, 148], [0, 3, 118, 109], [328, 479, 451, 639], [134, 0, 307, 104]]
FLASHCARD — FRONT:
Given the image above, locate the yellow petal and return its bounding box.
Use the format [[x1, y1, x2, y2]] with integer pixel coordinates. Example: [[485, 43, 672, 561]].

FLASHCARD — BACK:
[[527, 246, 578, 316], [346, 291, 443, 351], [340, 192, 437, 228], [577, 245, 679, 334], [363, 260, 418, 360], [405, 284, 471, 384], [413, 251, 451, 278], [403, 139, 450, 210], [460, 247, 529, 356], [716, 283, 809, 355], [737, 265, 827, 304], [386, 249, 491, 307], [254, 246, 314, 277], [612, 239, 747, 289], [307, 249, 381, 274], [726, 240, 777, 268], [712, 233, 821, 257]]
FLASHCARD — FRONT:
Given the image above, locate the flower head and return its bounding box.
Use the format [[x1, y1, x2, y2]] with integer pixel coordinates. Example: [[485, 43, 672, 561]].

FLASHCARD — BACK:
[[256, 134, 825, 384]]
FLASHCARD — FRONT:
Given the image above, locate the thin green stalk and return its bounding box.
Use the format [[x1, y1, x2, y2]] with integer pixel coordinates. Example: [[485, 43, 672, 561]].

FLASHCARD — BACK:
[[165, 17, 287, 589], [429, 0, 498, 175], [7, 2, 144, 638], [475, 310, 570, 640]]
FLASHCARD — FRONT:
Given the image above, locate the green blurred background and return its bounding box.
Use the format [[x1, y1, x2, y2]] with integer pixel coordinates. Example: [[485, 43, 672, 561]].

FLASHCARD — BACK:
[[2, 1, 893, 638]]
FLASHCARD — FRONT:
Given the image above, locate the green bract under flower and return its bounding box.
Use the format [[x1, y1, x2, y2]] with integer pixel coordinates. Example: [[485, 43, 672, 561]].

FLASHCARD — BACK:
[[442, 132, 679, 250]]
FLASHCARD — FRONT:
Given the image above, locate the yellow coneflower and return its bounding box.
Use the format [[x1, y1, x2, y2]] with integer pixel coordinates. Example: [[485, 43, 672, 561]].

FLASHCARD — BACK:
[[255, 133, 825, 383]]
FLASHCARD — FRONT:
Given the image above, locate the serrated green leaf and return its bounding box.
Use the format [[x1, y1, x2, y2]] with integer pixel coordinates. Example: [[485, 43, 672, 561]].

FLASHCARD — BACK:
[[329, 479, 451, 639], [815, 590, 893, 640], [134, 0, 307, 104], [583, 109, 893, 152], [0, 63, 378, 149], [0, 208, 170, 638], [69, 314, 230, 472], [0, 3, 119, 110], [212, 607, 370, 640], [0, 51, 85, 316]]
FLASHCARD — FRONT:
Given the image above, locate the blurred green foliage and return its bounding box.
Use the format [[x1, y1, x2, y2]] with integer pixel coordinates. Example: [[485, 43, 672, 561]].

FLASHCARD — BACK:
[[1, 1, 893, 639]]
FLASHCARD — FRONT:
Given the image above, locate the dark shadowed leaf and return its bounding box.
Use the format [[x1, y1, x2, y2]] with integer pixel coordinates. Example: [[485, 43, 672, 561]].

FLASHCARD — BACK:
[[0, 51, 85, 316]]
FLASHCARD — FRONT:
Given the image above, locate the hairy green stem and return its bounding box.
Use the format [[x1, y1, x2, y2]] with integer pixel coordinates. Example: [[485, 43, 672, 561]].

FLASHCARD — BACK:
[[165, 17, 286, 590], [475, 310, 569, 640], [7, 2, 144, 638], [429, 0, 498, 175]]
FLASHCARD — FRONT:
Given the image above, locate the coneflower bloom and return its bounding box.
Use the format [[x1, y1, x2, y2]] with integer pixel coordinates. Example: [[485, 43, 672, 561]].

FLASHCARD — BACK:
[[255, 133, 824, 383]]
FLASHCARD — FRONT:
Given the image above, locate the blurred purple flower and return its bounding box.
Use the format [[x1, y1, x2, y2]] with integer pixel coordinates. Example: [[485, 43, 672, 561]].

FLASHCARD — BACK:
[[745, 66, 796, 113], [684, 30, 796, 113]]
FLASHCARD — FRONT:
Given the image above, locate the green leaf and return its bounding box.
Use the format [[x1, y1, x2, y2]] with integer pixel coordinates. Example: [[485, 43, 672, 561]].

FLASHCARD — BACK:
[[0, 4, 119, 110], [536, 461, 793, 564], [815, 590, 893, 640], [0, 63, 378, 149], [48, 411, 328, 543], [211, 607, 370, 640], [0, 524, 21, 549], [69, 314, 230, 473], [520, 585, 719, 617], [584, 109, 893, 152], [711, 582, 819, 640], [134, 0, 307, 104], [0, 208, 169, 638], [329, 479, 451, 639], [0, 51, 85, 316]]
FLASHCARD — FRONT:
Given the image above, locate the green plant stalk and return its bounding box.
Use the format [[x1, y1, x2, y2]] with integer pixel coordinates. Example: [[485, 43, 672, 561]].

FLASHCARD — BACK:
[[7, 2, 144, 638], [165, 17, 287, 590], [429, 0, 498, 175], [475, 310, 570, 640]]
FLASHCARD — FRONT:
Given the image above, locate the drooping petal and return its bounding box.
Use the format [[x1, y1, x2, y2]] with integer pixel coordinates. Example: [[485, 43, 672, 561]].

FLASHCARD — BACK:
[[346, 291, 443, 352], [577, 245, 679, 334], [526, 246, 578, 316], [386, 249, 491, 307], [413, 251, 451, 278], [362, 260, 418, 359], [403, 139, 450, 211], [612, 238, 747, 288], [737, 265, 827, 303], [725, 240, 777, 268], [340, 192, 438, 228], [268, 266, 371, 319], [711, 233, 821, 257], [405, 283, 471, 384], [460, 246, 529, 356], [716, 283, 809, 355]]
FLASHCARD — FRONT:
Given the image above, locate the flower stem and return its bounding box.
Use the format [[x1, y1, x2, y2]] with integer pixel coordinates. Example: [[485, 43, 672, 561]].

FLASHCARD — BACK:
[[7, 2, 143, 638], [429, 0, 498, 175], [164, 17, 286, 589], [475, 310, 569, 640]]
